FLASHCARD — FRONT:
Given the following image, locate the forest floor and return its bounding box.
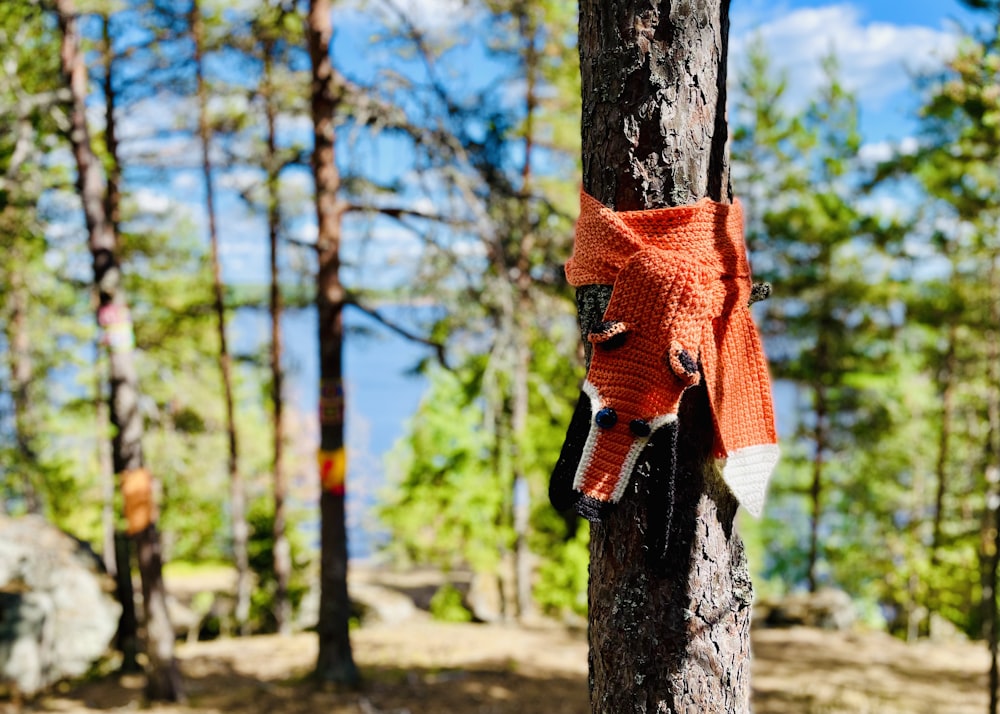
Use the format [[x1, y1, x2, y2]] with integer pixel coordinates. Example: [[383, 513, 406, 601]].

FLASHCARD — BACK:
[[26, 615, 989, 714]]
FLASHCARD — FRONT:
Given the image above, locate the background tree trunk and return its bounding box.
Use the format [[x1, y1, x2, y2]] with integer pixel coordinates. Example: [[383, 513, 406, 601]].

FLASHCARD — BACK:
[[56, 0, 182, 701], [6, 255, 41, 514], [511, 1, 539, 623], [577, 1, 752, 711], [190, 0, 251, 636], [986, 256, 1000, 714], [308, 0, 359, 686], [97, 14, 139, 672], [262, 33, 292, 637]]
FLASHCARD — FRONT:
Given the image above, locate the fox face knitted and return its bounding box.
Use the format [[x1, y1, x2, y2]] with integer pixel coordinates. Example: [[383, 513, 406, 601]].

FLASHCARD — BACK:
[[550, 190, 779, 520]]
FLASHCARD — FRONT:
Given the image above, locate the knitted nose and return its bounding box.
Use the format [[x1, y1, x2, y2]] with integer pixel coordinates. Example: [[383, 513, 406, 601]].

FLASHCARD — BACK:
[[629, 419, 651, 437], [595, 407, 618, 429]]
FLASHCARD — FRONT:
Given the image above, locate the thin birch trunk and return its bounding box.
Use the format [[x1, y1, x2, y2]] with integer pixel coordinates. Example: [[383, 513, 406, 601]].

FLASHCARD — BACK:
[[56, 0, 181, 700], [98, 15, 138, 671]]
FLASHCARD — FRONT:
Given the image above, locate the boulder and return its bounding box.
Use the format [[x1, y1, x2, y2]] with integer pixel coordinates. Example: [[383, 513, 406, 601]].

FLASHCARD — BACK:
[[0, 514, 121, 697], [757, 588, 856, 631], [297, 580, 418, 630], [466, 571, 504, 624], [350, 582, 418, 625]]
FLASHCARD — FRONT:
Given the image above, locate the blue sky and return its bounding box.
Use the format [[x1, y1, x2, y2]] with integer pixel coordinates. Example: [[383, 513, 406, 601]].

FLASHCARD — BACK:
[[128, 0, 984, 284], [730, 0, 977, 144], [80, 0, 987, 550]]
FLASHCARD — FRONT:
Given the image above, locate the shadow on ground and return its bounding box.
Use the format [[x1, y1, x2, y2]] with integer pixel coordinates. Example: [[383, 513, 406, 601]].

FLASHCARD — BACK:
[[37, 659, 586, 714], [21, 623, 991, 714]]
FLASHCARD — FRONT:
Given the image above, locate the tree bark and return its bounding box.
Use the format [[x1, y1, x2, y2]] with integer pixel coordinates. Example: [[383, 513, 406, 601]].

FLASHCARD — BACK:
[[511, 1, 539, 622], [928, 321, 956, 632], [308, 0, 359, 686], [578, 1, 752, 711], [56, 0, 182, 701], [6, 251, 42, 515], [808, 382, 826, 593], [986, 256, 1000, 714], [262, 33, 292, 636], [97, 15, 139, 672], [190, 0, 251, 636]]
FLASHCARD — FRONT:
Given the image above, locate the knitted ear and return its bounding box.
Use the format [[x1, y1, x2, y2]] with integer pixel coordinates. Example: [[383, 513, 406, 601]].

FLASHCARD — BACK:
[[549, 389, 591, 513], [588, 320, 628, 347], [667, 340, 701, 386], [653, 257, 710, 387]]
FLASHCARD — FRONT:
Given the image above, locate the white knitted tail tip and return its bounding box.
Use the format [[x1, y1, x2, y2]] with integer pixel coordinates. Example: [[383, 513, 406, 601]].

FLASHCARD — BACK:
[[718, 444, 780, 518]]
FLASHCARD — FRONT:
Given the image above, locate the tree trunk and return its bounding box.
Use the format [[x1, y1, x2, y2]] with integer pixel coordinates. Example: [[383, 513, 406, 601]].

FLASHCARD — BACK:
[[928, 321, 956, 631], [7, 254, 42, 515], [101, 14, 120, 239], [808, 382, 826, 593], [987, 256, 1000, 714], [308, 0, 359, 686], [263, 34, 292, 636], [97, 354, 116, 575], [578, 1, 752, 711], [98, 15, 139, 672], [190, 0, 250, 636], [511, 3, 539, 622], [56, 0, 182, 701]]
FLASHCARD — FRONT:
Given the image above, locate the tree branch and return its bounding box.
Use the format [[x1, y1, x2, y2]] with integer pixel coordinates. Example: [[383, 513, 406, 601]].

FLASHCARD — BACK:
[[344, 292, 448, 368]]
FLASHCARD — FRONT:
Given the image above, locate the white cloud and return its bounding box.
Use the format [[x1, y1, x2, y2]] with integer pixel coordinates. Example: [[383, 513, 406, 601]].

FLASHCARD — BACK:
[[858, 140, 893, 164], [858, 135, 920, 165], [218, 167, 262, 193], [899, 136, 919, 155], [276, 112, 313, 138], [290, 221, 317, 245], [731, 4, 959, 113], [171, 171, 200, 193], [131, 188, 170, 215], [856, 191, 911, 221]]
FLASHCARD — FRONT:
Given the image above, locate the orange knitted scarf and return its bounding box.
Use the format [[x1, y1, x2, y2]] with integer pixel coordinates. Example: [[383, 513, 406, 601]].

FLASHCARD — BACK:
[[550, 190, 778, 520]]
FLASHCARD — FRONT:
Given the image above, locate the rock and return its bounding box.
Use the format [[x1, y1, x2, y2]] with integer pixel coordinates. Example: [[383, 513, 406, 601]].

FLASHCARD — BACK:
[[466, 571, 504, 624], [296, 581, 417, 630], [350, 582, 417, 625], [0, 514, 121, 697], [166, 594, 201, 642], [759, 588, 856, 631], [929, 612, 968, 644]]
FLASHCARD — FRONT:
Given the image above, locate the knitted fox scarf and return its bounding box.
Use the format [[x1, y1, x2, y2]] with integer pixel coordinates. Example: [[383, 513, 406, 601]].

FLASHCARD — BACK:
[[550, 190, 779, 522]]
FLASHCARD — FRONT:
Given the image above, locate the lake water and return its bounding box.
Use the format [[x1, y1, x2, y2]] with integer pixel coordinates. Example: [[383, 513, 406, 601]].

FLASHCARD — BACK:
[[232, 304, 796, 560], [232, 304, 435, 559]]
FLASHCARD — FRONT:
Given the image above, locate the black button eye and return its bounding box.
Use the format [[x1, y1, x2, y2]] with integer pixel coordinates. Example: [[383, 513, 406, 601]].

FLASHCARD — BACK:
[[629, 419, 651, 437], [595, 407, 618, 429]]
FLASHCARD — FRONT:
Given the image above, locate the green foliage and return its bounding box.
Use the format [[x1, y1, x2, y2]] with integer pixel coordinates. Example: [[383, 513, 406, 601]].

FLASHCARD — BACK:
[[428, 583, 472, 623], [733, 22, 1000, 641], [531, 517, 589, 617], [735, 49, 903, 594], [246, 497, 311, 633], [380, 366, 507, 573], [6, 0, 998, 655], [381, 319, 589, 617]]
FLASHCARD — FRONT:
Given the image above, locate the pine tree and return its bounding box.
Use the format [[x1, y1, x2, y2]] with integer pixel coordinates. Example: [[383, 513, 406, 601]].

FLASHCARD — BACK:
[[374, 0, 583, 621], [577, 0, 751, 709], [307, 0, 359, 686], [53, 0, 183, 701], [189, 0, 251, 636]]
